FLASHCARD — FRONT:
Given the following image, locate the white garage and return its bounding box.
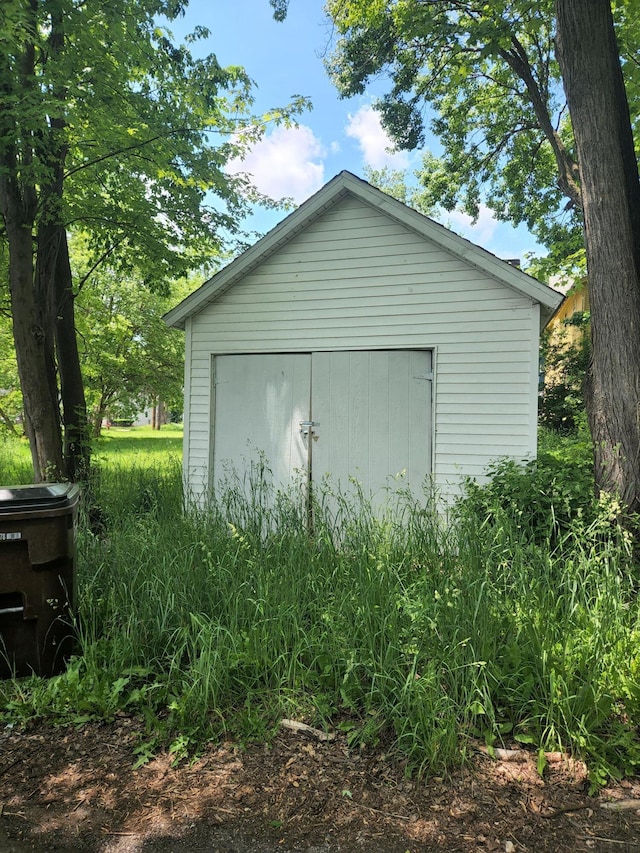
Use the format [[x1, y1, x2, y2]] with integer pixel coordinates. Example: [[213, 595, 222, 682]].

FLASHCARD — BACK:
[[165, 171, 562, 509]]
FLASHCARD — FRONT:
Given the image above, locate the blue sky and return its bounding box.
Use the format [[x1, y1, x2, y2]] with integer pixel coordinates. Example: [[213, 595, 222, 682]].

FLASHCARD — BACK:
[[168, 0, 542, 262]]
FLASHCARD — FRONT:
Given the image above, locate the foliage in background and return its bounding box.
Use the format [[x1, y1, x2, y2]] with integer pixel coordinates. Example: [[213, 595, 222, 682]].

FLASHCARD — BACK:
[[72, 243, 192, 435], [323, 0, 584, 272], [0, 432, 31, 484], [539, 310, 590, 433], [457, 447, 595, 547], [1, 427, 639, 790], [0, 245, 21, 434], [0, 238, 192, 440], [364, 165, 435, 217], [324, 0, 635, 280]]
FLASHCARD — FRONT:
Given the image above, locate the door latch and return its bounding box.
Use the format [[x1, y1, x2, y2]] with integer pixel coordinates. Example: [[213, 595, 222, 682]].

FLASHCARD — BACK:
[[299, 420, 320, 440]]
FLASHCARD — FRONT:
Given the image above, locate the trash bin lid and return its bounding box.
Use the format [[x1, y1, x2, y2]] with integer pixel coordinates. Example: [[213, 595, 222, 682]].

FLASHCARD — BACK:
[[0, 483, 80, 514]]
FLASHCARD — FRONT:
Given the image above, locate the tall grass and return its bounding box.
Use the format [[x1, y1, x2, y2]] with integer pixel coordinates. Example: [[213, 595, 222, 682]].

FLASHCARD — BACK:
[[1, 429, 638, 787]]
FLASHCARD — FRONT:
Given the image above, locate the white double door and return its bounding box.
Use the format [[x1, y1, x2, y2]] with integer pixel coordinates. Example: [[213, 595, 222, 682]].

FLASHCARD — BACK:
[[211, 350, 432, 501]]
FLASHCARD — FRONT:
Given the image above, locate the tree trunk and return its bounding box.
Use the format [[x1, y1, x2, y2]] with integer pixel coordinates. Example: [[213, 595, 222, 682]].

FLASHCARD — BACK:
[[55, 228, 90, 481], [92, 401, 106, 439], [6, 217, 65, 482], [556, 0, 640, 513], [0, 405, 19, 436], [0, 5, 65, 483], [41, 6, 90, 483], [93, 389, 116, 438]]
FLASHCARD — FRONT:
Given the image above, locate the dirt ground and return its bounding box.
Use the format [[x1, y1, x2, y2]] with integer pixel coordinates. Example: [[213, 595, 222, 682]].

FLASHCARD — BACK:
[[1, 717, 639, 853]]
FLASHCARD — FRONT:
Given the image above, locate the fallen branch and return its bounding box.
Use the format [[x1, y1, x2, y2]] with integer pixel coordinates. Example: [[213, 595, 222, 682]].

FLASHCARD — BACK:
[[349, 800, 413, 822], [0, 756, 23, 777], [600, 799, 640, 812], [280, 719, 336, 742], [477, 746, 527, 762], [101, 830, 139, 836], [541, 803, 592, 819]]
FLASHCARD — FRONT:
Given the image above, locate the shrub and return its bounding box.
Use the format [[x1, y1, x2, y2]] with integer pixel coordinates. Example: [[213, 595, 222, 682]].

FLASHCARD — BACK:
[[456, 449, 596, 546]]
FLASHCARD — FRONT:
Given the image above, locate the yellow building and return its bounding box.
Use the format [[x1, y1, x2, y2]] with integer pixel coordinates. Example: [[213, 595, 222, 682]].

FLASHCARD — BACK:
[[540, 278, 589, 431], [546, 278, 589, 344]]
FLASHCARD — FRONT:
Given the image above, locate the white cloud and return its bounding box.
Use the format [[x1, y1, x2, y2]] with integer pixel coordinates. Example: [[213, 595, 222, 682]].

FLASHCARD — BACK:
[[345, 105, 410, 170], [227, 125, 326, 204], [446, 205, 499, 247], [444, 205, 540, 260]]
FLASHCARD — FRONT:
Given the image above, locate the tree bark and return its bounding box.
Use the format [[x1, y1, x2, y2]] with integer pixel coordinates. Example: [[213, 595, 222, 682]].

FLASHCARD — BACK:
[[55, 228, 90, 481], [45, 1, 90, 482], [556, 0, 640, 513], [93, 398, 108, 439], [0, 0, 65, 482], [1, 1, 90, 483], [4, 211, 65, 481]]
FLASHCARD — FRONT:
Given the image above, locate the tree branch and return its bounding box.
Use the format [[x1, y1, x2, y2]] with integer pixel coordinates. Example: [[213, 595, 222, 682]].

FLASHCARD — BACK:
[[498, 34, 582, 210], [0, 404, 19, 436], [73, 236, 129, 297]]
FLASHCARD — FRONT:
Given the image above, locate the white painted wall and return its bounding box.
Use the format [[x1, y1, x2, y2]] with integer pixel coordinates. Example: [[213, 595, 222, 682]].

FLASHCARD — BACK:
[[184, 194, 538, 505]]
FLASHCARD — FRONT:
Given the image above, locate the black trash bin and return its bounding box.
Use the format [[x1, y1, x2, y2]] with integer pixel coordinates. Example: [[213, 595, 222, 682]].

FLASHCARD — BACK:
[[0, 483, 80, 678]]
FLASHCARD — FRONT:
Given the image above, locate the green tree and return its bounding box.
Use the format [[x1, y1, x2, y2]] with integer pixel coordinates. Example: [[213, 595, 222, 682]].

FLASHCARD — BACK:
[[0, 243, 21, 436], [1, 0, 304, 482], [73, 256, 190, 437], [363, 165, 435, 215], [347, 2, 583, 254], [540, 306, 590, 432], [276, 0, 583, 263]]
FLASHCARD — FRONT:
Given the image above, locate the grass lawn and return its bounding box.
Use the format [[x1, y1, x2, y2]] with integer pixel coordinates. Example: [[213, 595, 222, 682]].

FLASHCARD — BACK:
[[0, 424, 183, 486], [94, 423, 183, 459]]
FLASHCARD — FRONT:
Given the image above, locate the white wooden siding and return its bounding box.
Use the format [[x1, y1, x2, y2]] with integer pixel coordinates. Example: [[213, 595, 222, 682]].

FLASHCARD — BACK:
[[184, 195, 538, 504]]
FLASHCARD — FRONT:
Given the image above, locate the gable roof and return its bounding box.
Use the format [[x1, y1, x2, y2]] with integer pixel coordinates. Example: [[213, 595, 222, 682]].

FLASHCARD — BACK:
[[164, 170, 563, 331]]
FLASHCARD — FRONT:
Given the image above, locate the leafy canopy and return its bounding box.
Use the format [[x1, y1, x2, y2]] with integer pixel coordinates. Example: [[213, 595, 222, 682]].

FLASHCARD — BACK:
[[0, 0, 308, 459], [323, 0, 584, 269], [1, 0, 308, 288]]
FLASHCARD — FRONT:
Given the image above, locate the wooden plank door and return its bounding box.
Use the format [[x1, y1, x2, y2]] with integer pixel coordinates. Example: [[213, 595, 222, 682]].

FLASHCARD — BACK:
[[211, 354, 311, 493], [311, 350, 432, 500], [211, 350, 432, 507]]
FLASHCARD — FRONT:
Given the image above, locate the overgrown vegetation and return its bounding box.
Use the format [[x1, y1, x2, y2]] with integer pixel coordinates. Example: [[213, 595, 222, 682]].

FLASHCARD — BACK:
[[0, 428, 638, 790]]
